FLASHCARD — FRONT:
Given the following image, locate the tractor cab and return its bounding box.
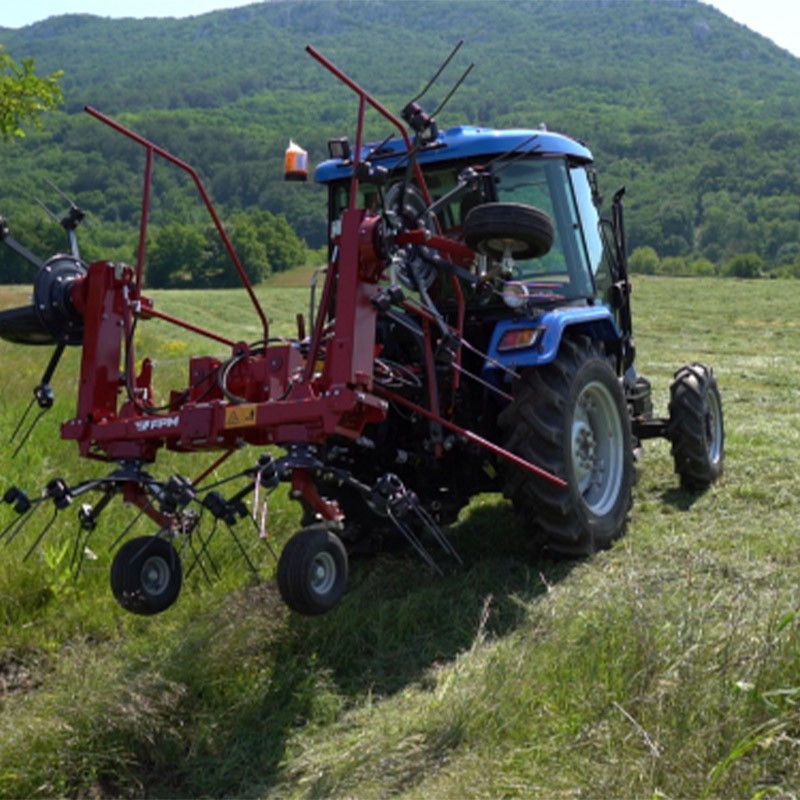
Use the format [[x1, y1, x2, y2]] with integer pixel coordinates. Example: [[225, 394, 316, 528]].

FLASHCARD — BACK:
[[316, 125, 623, 313]]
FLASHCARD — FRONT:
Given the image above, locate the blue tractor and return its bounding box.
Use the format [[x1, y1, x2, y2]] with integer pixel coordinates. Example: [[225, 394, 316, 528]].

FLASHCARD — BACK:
[[298, 47, 725, 586]]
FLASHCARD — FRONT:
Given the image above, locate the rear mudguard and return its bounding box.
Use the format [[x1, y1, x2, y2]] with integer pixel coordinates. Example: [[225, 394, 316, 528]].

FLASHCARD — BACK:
[[481, 305, 623, 389]]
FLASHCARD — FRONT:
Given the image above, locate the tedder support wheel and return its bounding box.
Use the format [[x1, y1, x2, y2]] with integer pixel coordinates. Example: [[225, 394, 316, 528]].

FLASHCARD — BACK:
[[277, 528, 348, 616], [499, 336, 633, 556], [668, 363, 724, 489], [110, 535, 183, 615], [463, 202, 554, 261]]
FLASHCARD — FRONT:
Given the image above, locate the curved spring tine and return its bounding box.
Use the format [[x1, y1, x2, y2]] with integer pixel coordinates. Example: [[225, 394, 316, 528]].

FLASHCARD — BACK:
[[22, 509, 58, 561], [410, 502, 462, 565], [387, 507, 442, 575], [108, 506, 148, 552], [184, 519, 220, 583], [12, 407, 49, 459], [70, 527, 94, 580], [1, 497, 46, 546]]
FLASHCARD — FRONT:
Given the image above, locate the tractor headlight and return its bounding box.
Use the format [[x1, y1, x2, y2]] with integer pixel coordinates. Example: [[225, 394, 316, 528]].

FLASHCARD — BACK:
[[497, 327, 543, 352], [328, 137, 351, 161], [501, 281, 529, 309]]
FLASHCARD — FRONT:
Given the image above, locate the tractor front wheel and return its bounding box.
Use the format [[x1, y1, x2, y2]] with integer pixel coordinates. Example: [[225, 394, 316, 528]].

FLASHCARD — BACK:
[[499, 337, 633, 555], [110, 535, 183, 615], [277, 528, 348, 615], [669, 363, 724, 489]]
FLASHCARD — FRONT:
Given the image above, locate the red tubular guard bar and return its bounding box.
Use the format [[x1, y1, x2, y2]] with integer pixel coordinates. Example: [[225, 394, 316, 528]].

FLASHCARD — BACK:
[[84, 105, 270, 344]]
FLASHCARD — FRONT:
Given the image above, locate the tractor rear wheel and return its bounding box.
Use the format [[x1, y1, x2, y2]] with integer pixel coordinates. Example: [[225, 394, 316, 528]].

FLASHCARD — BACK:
[[668, 363, 724, 489], [463, 202, 554, 261], [110, 535, 182, 615], [499, 337, 633, 555], [277, 527, 348, 615]]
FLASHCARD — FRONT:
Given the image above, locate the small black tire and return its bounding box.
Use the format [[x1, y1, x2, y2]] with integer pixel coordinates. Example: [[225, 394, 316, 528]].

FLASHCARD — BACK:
[[277, 528, 348, 616], [669, 363, 724, 489], [463, 202, 554, 261], [110, 535, 182, 616]]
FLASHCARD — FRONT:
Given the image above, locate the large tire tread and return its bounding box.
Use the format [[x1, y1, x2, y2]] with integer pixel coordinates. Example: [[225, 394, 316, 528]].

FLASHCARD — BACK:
[[669, 363, 724, 490], [498, 336, 633, 556], [110, 535, 182, 616], [464, 202, 554, 261], [277, 528, 348, 616]]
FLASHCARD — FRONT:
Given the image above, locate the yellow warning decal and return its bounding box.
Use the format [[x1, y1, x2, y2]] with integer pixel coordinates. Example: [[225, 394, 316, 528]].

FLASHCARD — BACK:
[[224, 404, 257, 429]]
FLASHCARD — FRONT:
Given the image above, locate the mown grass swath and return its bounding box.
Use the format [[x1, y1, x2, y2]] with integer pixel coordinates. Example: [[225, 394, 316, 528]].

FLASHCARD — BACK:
[[1, 276, 799, 798]]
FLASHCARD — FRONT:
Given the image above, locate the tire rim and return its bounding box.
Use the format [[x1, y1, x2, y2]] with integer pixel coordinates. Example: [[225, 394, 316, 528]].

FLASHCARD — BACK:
[[310, 551, 337, 596], [705, 387, 723, 464], [487, 238, 530, 256], [571, 380, 625, 516], [140, 555, 171, 597]]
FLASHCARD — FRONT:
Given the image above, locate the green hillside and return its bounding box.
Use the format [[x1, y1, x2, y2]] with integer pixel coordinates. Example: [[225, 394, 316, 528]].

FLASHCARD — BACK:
[[1, 0, 800, 279]]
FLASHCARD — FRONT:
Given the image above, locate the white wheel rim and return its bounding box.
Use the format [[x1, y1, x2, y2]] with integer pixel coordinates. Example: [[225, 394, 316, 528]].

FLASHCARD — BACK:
[[571, 380, 625, 516], [310, 551, 337, 596], [490, 237, 529, 255], [141, 555, 171, 596]]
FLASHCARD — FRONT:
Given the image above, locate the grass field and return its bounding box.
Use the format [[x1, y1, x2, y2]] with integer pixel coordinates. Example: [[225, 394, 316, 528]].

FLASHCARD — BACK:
[[1, 275, 799, 799]]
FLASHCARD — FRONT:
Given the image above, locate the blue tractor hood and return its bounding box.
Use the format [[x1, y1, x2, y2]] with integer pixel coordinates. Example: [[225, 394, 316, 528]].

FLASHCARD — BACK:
[[314, 125, 593, 184]]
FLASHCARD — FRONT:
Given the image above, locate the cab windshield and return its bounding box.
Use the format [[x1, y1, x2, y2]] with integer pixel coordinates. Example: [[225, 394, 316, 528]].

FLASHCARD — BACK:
[[490, 157, 601, 299], [329, 156, 609, 302]]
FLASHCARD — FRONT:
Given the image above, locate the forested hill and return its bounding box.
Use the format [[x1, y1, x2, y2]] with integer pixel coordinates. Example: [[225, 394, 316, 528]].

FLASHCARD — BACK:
[[2, 0, 800, 281]]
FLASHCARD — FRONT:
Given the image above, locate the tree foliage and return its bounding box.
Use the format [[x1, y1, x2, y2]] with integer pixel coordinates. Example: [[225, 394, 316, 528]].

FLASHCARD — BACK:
[[144, 210, 306, 288], [723, 252, 764, 279], [0, 49, 62, 140]]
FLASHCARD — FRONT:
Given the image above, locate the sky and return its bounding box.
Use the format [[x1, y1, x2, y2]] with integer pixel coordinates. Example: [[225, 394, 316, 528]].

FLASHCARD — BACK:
[[1, 0, 799, 60]]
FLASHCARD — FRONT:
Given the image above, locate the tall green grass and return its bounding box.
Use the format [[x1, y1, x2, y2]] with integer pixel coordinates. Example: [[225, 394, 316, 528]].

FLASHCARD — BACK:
[[1, 276, 799, 798]]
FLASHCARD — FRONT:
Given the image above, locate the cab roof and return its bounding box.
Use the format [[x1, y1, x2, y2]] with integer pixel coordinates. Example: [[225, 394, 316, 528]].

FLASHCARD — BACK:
[[314, 125, 593, 184]]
